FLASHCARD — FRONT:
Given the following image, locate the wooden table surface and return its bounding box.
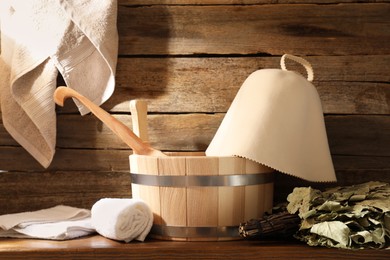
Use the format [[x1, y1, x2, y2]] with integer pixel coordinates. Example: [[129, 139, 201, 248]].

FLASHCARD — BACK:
[[0, 235, 389, 260]]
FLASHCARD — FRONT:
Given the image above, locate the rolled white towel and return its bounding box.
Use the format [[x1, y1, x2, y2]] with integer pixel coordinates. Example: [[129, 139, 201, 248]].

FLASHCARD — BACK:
[[91, 198, 153, 242]]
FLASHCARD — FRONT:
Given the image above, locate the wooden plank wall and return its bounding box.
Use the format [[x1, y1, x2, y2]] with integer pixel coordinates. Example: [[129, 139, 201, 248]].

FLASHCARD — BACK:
[[0, 0, 389, 214]]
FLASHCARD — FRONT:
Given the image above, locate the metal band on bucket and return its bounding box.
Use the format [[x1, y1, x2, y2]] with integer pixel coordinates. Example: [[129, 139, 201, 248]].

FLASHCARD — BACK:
[[151, 225, 240, 238], [130, 172, 273, 187]]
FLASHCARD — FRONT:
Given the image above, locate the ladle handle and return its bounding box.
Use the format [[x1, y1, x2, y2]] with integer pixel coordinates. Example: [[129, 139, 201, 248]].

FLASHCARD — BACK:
[[53, 87, 156, 155], [130, 100, 150, 142]]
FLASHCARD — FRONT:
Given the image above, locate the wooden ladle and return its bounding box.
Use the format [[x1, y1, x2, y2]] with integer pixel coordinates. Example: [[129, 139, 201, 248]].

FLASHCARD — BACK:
[[129, 99, 150, 143], [53, 86, 166, 157]]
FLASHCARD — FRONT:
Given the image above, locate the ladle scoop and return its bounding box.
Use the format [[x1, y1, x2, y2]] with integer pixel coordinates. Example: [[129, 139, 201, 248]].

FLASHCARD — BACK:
[[53, 86, 166, 157]]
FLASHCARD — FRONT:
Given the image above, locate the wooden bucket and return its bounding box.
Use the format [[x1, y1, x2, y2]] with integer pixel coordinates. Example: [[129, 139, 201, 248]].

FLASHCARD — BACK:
[[130, 152, 274, 241]]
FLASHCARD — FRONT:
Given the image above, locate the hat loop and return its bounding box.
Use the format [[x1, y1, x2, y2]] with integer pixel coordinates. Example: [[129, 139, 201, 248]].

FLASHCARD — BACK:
[[280, 54, 314, 82]]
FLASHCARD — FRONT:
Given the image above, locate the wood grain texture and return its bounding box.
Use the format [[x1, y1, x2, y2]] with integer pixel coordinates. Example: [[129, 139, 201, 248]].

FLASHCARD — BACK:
[[0, 170, 131, 214], [185, 156, 219, 241], [58, 115, 390, 157], [117, 3, 390, 55], [53, 56, 390, 114], [244, 160, 271, 220], [0, 115, 388, 169], [0, 235, 389, 260], [218, 157, 245, 228], [158, 156, 187, 235], [1, 153, 388, 215], [130, 155, 162, 225], [120, 0, 388, 5]]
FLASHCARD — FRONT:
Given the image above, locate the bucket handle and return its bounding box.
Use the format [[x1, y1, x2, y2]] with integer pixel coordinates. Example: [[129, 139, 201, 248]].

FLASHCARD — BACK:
[[280, 54, 314, 82]]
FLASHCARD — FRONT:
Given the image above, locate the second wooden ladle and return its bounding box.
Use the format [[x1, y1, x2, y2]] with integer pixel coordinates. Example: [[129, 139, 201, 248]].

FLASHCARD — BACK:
[[53, 86, 166, 157]]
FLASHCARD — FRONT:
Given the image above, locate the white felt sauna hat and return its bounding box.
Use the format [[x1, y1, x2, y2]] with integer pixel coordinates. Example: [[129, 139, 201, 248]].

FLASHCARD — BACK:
[[206, 54, 336, 182]]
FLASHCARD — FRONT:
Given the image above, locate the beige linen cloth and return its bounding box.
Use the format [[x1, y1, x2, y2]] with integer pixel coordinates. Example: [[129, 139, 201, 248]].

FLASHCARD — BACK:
[[0, 205, 94, 240], [206, 54, 336, 182], [0, 0, 118, 167]]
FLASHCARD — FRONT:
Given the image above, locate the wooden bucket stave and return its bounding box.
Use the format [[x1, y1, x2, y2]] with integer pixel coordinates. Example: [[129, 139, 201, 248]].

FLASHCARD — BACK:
[[130, 152, 274, 241]]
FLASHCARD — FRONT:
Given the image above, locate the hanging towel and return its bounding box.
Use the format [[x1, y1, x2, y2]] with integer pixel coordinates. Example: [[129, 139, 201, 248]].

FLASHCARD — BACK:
[[91, 198, 153, 242], [206, 54, 336, 182], [0, 0, 118, 167], [0, 205, 95, 240]]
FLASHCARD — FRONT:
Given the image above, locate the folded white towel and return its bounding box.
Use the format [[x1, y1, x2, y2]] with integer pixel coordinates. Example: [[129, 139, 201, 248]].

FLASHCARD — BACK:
[[0, 218, 94, 240], [0, 205, 95, 240], [0, 0, 118, 168], [91, 198, 153, 242]]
